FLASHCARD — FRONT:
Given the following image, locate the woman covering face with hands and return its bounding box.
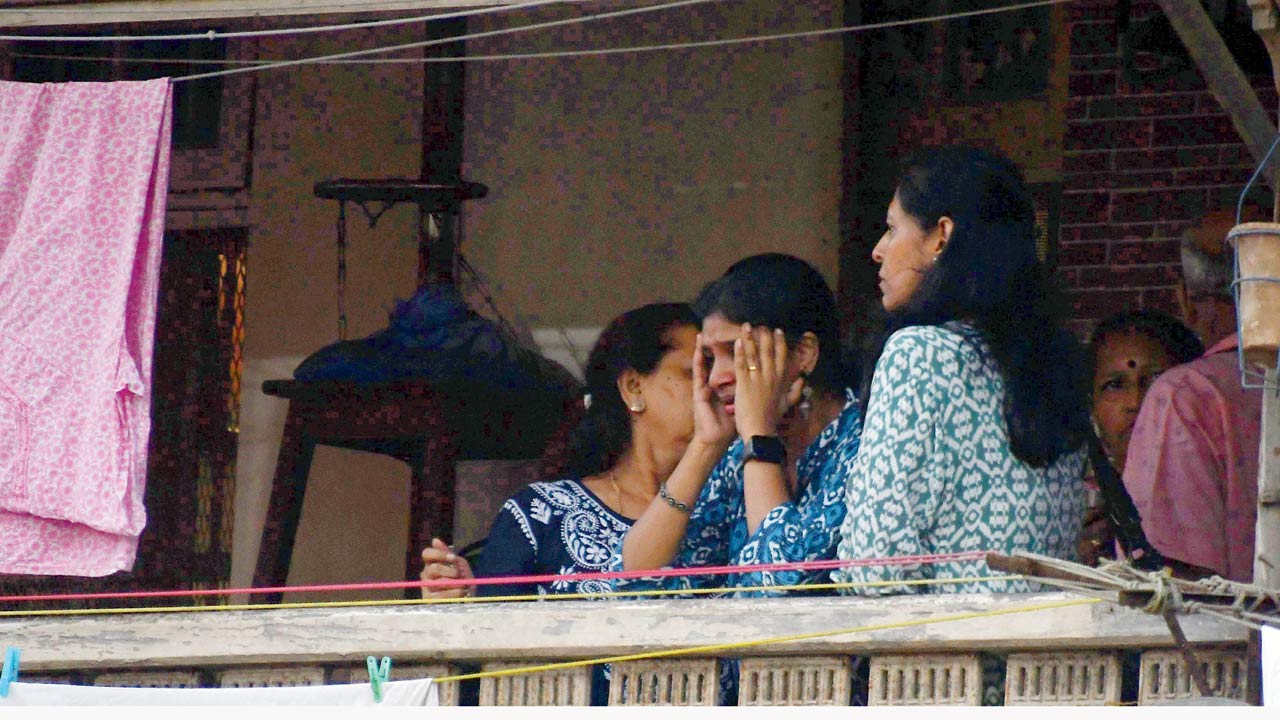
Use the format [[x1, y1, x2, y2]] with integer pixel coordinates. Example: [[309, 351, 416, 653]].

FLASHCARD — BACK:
[[613, 253, 863, 596]]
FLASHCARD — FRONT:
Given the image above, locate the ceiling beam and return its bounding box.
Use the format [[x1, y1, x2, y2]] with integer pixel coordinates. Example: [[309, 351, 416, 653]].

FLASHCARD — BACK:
[[1247, 0, 1280, 93], [0, 0, 531, 28], [1247, 0, 1280, 219], [1155, 0, 1276, 190]]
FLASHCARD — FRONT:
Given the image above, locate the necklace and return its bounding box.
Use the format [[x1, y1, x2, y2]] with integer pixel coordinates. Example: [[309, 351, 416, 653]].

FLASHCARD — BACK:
[[608, 470, 625, 516]]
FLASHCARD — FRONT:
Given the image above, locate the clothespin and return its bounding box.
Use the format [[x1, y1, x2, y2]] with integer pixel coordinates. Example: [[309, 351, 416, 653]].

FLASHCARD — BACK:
[[0, 647, 20, 698], [366, 655, 391, 703]]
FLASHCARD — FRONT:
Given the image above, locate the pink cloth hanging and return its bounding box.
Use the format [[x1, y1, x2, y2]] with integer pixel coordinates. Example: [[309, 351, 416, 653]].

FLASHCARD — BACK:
[[0, 79, 172, 576]]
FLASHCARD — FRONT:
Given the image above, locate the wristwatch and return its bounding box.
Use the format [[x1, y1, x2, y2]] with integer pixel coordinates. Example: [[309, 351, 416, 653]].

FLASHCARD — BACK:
[[742, 435, 787, 465]]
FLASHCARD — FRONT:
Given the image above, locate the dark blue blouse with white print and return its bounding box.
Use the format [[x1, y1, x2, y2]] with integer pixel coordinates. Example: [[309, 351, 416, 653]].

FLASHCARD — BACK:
[[473, 478, 631, 598], [472, 478, 629, 707]]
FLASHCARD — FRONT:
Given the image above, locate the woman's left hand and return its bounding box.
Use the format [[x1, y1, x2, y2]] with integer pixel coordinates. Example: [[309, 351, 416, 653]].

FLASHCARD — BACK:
[[733, 324, 805, 438]]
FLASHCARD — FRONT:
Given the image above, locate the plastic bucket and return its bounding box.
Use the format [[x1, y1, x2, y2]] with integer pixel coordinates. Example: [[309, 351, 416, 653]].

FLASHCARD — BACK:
[[1226, 222, 1280, 371]]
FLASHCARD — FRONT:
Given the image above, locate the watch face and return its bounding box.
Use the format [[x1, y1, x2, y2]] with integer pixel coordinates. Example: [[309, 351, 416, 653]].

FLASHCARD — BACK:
[[745, 435, 786, 464]]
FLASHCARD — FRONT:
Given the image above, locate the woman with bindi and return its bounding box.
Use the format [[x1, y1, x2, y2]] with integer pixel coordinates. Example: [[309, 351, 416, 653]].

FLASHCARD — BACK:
[[1081, 310, 1202, 565]]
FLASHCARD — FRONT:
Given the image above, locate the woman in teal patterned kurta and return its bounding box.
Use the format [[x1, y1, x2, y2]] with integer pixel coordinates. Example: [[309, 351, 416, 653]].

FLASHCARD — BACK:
[[834, 146, 1091, 595]]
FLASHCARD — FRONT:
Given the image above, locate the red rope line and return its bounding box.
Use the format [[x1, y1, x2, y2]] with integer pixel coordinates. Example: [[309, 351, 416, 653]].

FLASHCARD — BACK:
[[0, 551, 990, 603]]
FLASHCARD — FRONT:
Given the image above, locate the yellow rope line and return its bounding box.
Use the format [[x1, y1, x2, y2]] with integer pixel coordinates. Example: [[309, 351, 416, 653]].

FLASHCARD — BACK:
[[434, 596, 1103, 683], [0, 574, 1027, 618]]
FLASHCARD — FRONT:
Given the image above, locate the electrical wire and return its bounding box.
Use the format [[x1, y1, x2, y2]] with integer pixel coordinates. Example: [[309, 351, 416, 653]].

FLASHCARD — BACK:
[[0, 0, 566, 42], [0, 0, 546, 14], [168, 0, 722, 82], [0, 550, 993, 603], [0, 574, 1030, 618], [6, 0, 1070, 75]]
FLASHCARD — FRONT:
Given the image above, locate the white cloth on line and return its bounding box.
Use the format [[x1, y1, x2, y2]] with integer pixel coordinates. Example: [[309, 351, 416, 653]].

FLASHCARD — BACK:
[[1264, 624, 1279, 707], [0, 678, 438, 706]]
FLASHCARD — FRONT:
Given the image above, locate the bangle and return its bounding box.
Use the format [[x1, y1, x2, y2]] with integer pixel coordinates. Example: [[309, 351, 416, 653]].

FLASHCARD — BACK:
[[658, 482, 692, 513]]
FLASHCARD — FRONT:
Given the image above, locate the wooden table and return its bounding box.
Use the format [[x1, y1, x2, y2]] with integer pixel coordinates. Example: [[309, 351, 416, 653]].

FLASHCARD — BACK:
[[252, 377, 571, 602]]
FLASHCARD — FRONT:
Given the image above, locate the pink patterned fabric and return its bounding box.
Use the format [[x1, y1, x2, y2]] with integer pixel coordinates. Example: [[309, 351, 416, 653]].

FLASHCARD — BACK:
[[1122, 335, 1263, 583], [0, 79, 172, 576]]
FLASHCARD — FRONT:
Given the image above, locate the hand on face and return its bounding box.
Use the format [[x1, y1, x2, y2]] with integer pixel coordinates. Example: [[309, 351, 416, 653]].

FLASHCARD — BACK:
[[419, 537, 474, 599], [691, 331, 737, 448], [732, 324, 805, 438]]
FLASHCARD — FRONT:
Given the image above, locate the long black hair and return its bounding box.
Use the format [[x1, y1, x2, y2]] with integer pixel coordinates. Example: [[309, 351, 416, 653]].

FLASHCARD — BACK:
[[862, 145, 1090, 467], [693, 253, 853, 394], [562, 302, 698, 477]]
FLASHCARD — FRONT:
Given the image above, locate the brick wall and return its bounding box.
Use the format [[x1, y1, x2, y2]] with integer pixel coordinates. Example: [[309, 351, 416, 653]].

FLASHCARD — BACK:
[[1060, 0, 1279, 336]]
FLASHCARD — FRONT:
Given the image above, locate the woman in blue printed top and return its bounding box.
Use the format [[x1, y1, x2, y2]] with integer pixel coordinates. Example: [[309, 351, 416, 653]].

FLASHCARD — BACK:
[[418, 302, 699, 600], [613, 253, 862, 597]]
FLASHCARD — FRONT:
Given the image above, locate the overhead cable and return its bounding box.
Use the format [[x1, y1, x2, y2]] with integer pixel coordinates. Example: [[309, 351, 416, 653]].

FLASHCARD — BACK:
[[0, 0, 565, 42]]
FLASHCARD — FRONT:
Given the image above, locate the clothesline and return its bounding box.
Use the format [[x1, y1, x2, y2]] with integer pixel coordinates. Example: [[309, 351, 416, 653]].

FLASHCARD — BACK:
[[0, 0, 519, 14], [1, 0, 1068, 80], [0, 549, 991, 604], [0, 573, 1031, 618], [0, 0, 566, 42], [0, 0, 716, 43], [171, 0, 729, 81]]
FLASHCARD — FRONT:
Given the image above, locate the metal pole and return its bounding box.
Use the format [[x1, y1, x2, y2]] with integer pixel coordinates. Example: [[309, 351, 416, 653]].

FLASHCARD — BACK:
[[1256, 370, 1280, 590], [1244, 2, 1280, 705]]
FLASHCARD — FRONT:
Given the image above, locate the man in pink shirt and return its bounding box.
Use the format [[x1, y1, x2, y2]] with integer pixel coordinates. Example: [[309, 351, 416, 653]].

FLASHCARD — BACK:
[[1122, 212, 1262, 582]]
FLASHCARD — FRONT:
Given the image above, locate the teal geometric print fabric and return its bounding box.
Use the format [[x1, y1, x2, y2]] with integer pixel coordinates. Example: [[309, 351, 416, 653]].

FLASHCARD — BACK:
[[834, 323, 1085, 595], [611, 389, 863, 597]]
